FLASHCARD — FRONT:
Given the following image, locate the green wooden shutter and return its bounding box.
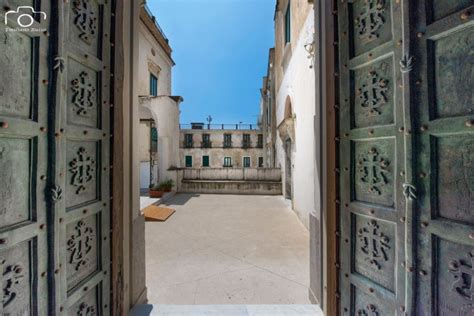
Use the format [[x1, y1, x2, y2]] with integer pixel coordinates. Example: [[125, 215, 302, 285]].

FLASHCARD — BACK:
[[202, 155, 209, 167]]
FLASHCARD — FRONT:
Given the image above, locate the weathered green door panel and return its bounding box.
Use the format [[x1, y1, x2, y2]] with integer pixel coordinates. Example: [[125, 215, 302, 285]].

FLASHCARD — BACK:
[[0, 1, 51, 314], [52, 0, 112, 314], [338, 0, 410, 314], [413, 1, 474, 315]]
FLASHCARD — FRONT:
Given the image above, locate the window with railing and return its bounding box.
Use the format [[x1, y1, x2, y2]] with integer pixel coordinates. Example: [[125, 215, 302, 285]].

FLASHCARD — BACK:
[[201, 134, 211, 148], [223, 134, 232, 148], [257, 134, 263, 148], [184, 134, 193, 148], [242, 134, 251, 148]]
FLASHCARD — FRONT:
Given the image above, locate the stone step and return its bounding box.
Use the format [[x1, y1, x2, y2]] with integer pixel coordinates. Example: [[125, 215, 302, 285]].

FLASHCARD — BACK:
[[129, 304, 323, 316]]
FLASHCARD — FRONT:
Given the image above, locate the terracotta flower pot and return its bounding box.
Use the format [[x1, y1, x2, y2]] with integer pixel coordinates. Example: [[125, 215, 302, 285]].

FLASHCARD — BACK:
[[149, 190, 164, 198]]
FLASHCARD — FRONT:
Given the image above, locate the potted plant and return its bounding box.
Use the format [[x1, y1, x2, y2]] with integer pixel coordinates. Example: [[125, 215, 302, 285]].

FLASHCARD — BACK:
[[163, 179, 174, 192], [149, 183, 165, 198]]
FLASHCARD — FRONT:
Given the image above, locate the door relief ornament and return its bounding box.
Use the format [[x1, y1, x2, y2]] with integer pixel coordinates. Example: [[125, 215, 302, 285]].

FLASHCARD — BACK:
[[357, 304, 379, 316], [448, 251, 474, 302], [356, 0, 386, 40], [71, 72, 96, 117], [358, 148, 390, 195], [77, 302, 96, 316], [73, 0, 97, 44], [50, 185, 63, 202], [400, 55, 414, 73], [1, 258, 24, 308], [402, 183, 417, 201], [70, 147, 95, 194], [53, 56, 65, 73], [67, 220, 96, 271], [357, 71, 389, 117], [358, 220, 390, 269]]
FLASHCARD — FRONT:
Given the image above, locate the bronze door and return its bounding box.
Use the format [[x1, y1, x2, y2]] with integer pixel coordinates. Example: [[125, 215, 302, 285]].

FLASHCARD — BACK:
[[0, 1, 51, 314], [52, 0, 111, 314], [1, 0, 112, 314], [413, 1, 474, 315], [337, 0, 411, 314]]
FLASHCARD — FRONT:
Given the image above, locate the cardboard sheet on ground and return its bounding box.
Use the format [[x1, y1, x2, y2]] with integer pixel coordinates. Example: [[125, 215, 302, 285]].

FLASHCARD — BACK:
[[143, 205, 176, 221]]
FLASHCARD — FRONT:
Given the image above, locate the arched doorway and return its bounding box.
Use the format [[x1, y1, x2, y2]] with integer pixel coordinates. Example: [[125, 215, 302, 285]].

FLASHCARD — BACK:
[[138, 104, 158, 192], [278, 96, 295, 200]]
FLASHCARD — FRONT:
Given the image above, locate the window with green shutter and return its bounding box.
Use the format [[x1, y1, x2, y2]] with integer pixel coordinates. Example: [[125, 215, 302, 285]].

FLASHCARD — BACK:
[[185, 155, 193, 168], [150, 73, 158, 96], [202, 155, 209, 167], [284, 2, 291, 44]]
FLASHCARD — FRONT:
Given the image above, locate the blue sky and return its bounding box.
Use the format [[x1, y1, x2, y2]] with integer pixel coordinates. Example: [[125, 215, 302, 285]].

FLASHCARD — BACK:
[[147, 0, 275, 125]]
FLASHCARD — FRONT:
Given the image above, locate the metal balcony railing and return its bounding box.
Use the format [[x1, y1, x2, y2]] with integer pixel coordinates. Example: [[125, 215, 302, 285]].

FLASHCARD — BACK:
[[180, 124, 258, 130]]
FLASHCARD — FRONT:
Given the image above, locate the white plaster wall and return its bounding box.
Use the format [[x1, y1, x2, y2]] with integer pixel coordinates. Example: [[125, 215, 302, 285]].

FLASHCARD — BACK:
[[140, 96, 181, 186], [137, 21, 173, 96], [275, 12, 315, 228]]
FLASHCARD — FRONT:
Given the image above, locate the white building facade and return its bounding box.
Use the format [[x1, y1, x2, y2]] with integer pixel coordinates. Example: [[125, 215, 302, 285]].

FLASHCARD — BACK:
[[273, 0, 316, 228], [137, 6, 182, 189]]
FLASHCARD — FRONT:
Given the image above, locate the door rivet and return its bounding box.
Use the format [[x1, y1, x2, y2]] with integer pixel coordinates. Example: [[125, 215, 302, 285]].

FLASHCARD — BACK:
[[40, 175, 46, 180], [39, 224, 45, 230], [460, 12, 470, 20], [420, 125, 428, 131], [416, 80, 422, 85], [54, 268, 60, 274], [83, 130, 88, 135], [417, 32, 424, 38], [0, 238, 7, 245], [400, 306, 406, 312], [369, 288, 374, 293], [41, 272, 47, 277], [469, 233, 474, 239], [465, 119, 474, 127], [421, 222, 429, 228], [368, 129, 374, 135], [59, 306, 64, 312], [59, 218, 63, 223], [419, 270, 427, 276], [400, 171, 405, 176], [0, 122, 8, 129], [398, 126, 404, 132], [419, 172, 426, 178], [83, 209, 88, 214], [40, 127, 46, 132], [42, 79, 48, 85], [400, 217, 405, 223], [83, 286, 88, 291]]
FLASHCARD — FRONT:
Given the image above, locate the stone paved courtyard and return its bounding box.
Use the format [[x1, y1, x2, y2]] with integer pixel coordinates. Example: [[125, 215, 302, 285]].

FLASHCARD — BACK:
[[145, 194, 311, 305]]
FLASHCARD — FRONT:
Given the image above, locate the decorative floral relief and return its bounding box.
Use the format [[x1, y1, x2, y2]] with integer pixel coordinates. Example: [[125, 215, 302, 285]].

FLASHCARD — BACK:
[[70, 147, 95, 194], [71, 72, 96, 117], [358, 304, 379, 316], [358, 147, 390, 195], [73, 0, 97, 44], [1, 258, 24, 308], [67, 220, 96, 271], [77, 302, 96, 316], [358, 220, 390, 270], [356, 0, 386, 40], [357, 70, 389, 117], [449, 251, 474, 302]]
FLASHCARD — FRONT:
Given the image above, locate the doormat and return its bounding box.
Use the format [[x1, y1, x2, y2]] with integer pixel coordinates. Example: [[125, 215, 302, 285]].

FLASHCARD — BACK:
[[143, 205, 176, 222]]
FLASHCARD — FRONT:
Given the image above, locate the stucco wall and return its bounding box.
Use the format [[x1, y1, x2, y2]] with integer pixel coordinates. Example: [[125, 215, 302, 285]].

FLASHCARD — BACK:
[[137, 20, 173, 96], [274, 0, 313, 91], [179, 129, 264, 168], [275, 11, 315, 229], [140, 96, 181, 185]]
